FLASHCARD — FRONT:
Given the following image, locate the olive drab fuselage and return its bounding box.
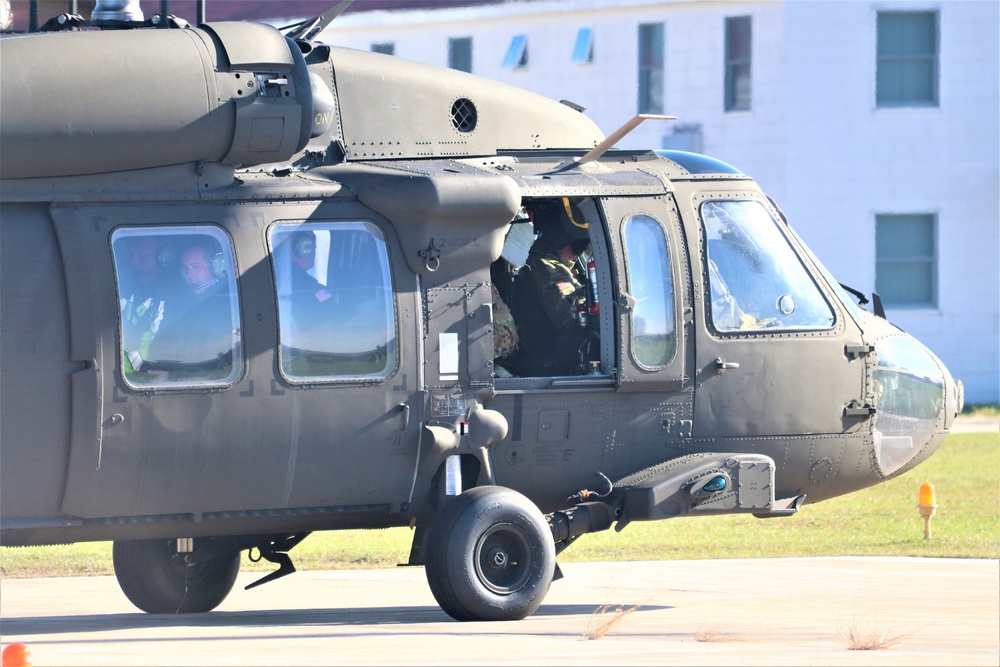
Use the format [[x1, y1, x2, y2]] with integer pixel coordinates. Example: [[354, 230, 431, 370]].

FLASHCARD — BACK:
[[0, 14, 962, 621]]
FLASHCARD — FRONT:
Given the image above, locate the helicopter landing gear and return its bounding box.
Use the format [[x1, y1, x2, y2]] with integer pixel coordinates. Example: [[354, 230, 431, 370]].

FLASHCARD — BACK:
[[112, 538, 240, 614], [424, 486, 555, 621]]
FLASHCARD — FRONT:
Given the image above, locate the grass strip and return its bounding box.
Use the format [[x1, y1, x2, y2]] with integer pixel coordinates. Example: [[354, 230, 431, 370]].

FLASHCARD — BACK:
[[2, 432, 996, 578]]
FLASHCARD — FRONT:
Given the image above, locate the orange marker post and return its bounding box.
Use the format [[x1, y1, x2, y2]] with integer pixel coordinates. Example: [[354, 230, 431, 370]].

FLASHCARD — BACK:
[[2, 643, 32, 667], [917, 482, 938, 539]]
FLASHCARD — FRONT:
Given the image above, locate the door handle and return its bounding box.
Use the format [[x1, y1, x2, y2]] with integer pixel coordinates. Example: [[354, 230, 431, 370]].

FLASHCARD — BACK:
[[397, 403, 410, 431], [844, 401, 876, 418], [715, 357, 740, 372]]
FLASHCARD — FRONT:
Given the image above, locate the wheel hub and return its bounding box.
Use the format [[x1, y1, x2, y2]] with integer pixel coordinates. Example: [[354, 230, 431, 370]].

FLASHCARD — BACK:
[[475, 522, 533, 595], [488, 547, 509, 569]]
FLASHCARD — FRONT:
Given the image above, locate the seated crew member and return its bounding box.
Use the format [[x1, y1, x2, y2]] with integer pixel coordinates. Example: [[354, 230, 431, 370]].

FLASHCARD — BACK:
[[144, 241, 235, 381], [120, 236, 180, 375], [507, 198, 592, 377], [285, 230, 334, 314], [491, 283, 518, 377], [276, 229, 347, 376]]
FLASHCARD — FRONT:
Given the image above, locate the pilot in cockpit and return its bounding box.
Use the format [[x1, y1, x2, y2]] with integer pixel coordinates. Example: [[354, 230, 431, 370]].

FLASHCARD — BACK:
[[506, 198, 594, 377]]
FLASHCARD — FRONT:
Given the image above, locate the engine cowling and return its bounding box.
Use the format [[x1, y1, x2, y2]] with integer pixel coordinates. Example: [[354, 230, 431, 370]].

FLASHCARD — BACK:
[[0, 22, 313, 179]]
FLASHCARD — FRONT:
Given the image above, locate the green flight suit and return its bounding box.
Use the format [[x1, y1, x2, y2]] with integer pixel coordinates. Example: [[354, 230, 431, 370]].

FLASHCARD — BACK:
[[507, 250, 587, 376]]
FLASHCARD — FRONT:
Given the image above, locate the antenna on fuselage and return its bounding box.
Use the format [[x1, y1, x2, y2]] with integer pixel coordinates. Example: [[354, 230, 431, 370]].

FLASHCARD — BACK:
[[283, 0, 354, 40], [576, 114, 677, 165]]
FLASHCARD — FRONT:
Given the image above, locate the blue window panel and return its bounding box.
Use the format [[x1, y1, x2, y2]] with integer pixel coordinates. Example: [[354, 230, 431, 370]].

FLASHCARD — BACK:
[[503, 34, 528, 69], [572, 27, 593, 64]]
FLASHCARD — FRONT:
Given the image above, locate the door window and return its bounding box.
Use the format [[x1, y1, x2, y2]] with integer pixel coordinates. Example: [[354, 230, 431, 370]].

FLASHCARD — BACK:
[[269, 222, 396, 382], [701, 200, 834, 333], [623, 214, 676, 368], [111, 226, 242, 388]]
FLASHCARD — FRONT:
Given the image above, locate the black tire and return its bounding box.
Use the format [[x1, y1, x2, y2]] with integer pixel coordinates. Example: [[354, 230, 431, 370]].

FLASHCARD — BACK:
[[425, 486, 555, 621], [112, 538, 240, 614]]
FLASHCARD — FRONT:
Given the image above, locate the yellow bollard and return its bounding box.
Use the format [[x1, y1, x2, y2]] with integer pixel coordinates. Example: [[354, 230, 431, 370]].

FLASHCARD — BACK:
[[917, 483, 938, 539]]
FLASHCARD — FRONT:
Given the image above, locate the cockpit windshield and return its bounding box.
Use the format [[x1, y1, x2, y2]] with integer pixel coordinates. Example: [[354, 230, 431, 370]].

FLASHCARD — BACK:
[[701, 200, 835, 333]]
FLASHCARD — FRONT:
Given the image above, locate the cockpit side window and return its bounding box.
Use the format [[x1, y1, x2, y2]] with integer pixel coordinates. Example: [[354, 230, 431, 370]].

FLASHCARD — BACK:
[[701, 200, 835, 333], [623, 214, 677, 368], [269, 221, 396, 382], [111, 226, 242, 389]]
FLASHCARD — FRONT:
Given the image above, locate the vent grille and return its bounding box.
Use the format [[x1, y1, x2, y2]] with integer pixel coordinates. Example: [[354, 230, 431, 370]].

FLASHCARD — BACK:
[[451, 98, 478, 133]]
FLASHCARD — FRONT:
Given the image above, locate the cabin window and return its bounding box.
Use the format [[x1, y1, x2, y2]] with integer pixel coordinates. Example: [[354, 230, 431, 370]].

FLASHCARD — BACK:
[[111, 226, 242, 389], [623, 215, 677, 368], [371, 42, 395, 56], [701, 200, 835, 333], [269, 221, 396, 382]]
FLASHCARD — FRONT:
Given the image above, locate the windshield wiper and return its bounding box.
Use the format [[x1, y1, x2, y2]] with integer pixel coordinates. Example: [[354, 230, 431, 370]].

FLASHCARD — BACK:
[[839, 283, 869, 307]]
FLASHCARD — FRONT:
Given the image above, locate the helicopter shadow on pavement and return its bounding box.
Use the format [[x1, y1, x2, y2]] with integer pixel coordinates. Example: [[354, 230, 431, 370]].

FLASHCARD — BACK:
[[0, 603, 673, 636]]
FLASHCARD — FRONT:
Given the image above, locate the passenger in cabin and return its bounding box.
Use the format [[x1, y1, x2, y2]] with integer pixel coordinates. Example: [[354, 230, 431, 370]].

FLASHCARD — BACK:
[[119, 236, 178, 375], [273, 229, 346, 377], [507, 198, 593, 377], [285, 230, 335, 315], [491, 283, 518, 377], [274, 230, 336, 339], [143, 241, 235, 381]]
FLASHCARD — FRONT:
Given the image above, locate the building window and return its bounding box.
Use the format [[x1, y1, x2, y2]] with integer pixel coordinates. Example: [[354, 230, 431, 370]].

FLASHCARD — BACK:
[[371, 42, 395, 55], [638, 23, 664, 114], [449, 37, 473, 72], [661, 124, 704, 153], [876, 214, 937, 307], [876, 11, 939, 107], [270, 222, 397, 382], [503, 34, 528, 69], [112, 226, 242, 389], [572, 27, 593, 64], [724, 16, 752, 112]]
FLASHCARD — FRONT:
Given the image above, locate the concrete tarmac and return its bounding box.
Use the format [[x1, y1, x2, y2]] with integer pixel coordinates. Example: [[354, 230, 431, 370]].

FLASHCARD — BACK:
[[1, 558, 997, 666]]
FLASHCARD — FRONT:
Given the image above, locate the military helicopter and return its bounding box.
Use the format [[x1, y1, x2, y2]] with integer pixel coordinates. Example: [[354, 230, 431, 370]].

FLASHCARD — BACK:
[[0, 0, 963, 622]]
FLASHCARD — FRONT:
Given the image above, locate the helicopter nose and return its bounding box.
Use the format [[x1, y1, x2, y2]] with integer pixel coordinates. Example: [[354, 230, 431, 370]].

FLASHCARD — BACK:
[[870, 335, 961, 477]]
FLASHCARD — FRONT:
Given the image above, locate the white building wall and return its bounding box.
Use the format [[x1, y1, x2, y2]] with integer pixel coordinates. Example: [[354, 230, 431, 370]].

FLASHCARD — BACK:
[[322, 0, 999, 403], [781, 1, 999, 405]]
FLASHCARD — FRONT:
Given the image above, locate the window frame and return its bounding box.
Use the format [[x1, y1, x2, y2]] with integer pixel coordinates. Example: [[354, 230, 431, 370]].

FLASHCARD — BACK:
[[724, 15, 752, 113], [622, 213, 678, 370], [875, 212, 938, 308], [638, 22, 664, 114], [699, 199, 837, 335], [111, 224, 243, 391], [502, 34, 528, 69], [448, 36, 473, 73], [572, 27, 594, 65], [875, 10, 939, 109], [268, 220, 399, 385]]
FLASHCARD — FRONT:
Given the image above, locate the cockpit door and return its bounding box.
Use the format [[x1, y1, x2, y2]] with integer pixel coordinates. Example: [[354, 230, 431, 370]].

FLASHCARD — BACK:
[[601, 195, 690, 395], [686, 191, 868, 437]]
